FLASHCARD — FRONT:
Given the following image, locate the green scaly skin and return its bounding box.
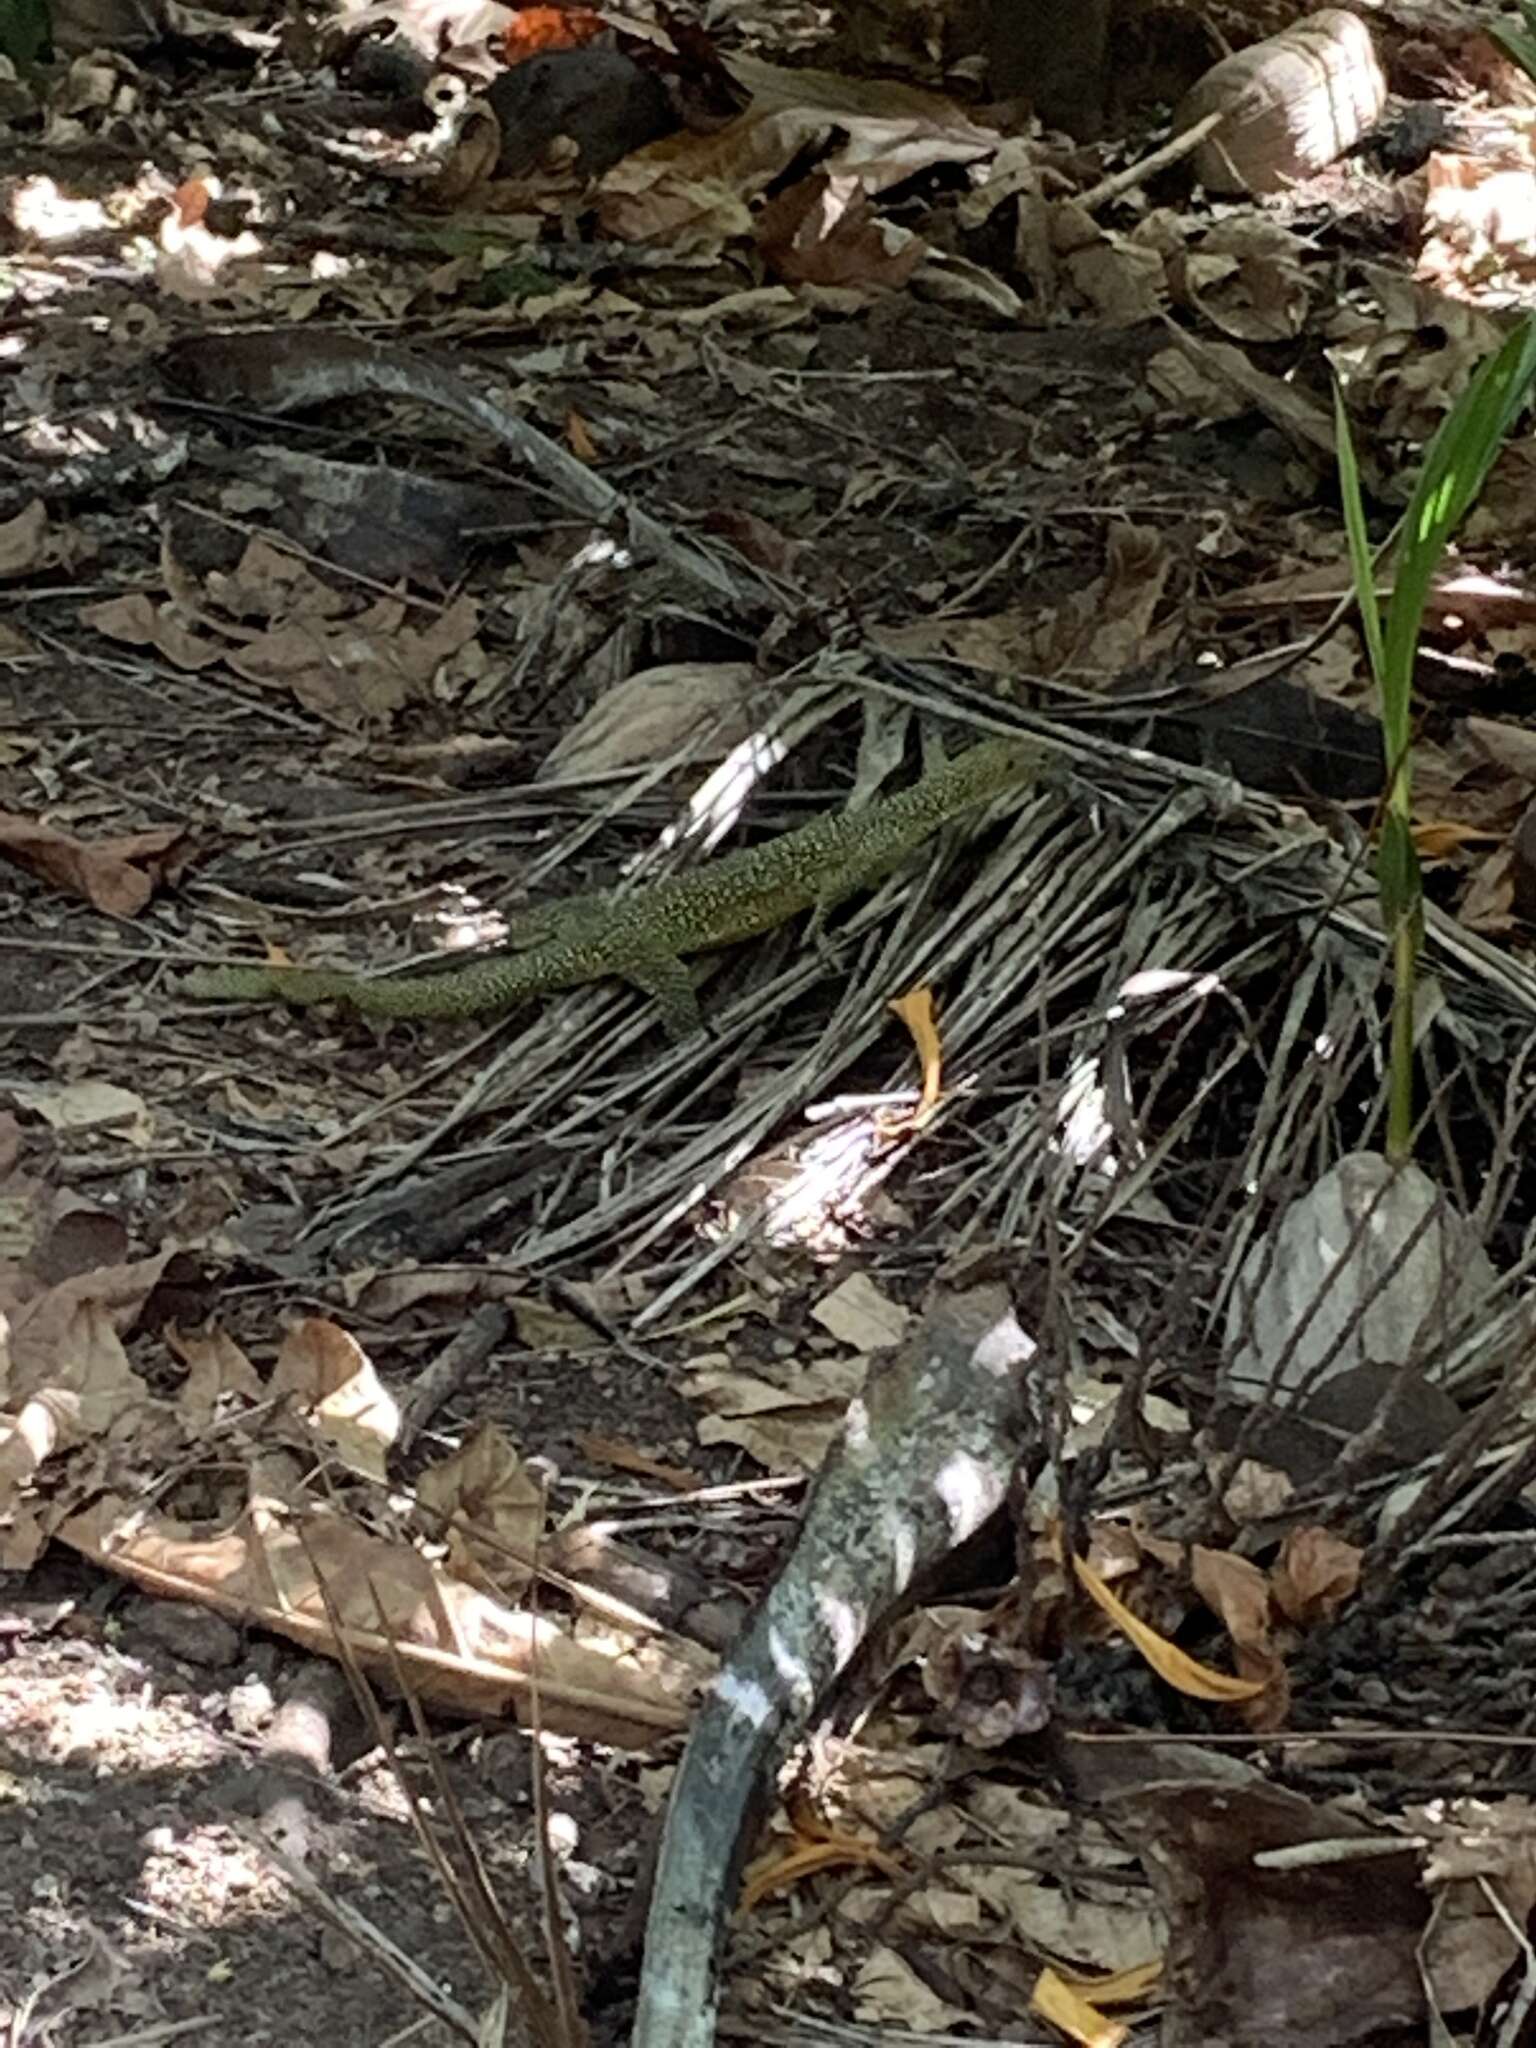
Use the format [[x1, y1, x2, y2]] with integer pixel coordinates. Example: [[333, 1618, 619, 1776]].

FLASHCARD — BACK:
[[183, 737, 1043, 1036]]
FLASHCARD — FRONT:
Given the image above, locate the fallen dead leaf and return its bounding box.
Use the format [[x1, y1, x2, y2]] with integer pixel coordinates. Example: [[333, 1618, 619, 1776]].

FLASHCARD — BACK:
[[269, 1318, 401, 1483], [1070, 1542, 1271, 1704], [0, 810, 194, 916], [61, 1490, 693, 1744], [415, 1421, 546, 1599]]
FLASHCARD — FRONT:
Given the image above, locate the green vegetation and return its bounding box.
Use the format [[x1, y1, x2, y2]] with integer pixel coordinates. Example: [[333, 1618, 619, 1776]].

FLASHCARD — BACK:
[[0, 0, 51, 69], [1334, 317, 1536, 1158], [1489, 0, 1536, 86]]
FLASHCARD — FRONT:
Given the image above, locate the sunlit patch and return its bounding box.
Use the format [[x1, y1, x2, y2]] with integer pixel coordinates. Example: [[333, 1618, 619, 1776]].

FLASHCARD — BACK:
[[764, 1622, 818, 1712], [419, 884, 507, 954], [659, 729, 786, 859], [706, 974, 966, 1251], [931, 1446, 1019, 1544], [1055, 965, 1232, 1179], [572, 535, 632, 573], [705, 1102, 918, 1255], [1055, 1053, 1117, 1173], [18, 406, 168, 465], [11, 177, 108, 239]]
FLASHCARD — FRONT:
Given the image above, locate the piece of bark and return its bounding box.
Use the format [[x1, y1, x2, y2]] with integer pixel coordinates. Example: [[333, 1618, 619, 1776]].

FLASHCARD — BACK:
[[631, 1285, 1033, 2048]]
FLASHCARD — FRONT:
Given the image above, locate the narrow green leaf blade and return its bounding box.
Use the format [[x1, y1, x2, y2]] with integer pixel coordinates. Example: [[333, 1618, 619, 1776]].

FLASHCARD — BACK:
[[1381, 317, 1536, 734], [1334, 379, 1385, 684]]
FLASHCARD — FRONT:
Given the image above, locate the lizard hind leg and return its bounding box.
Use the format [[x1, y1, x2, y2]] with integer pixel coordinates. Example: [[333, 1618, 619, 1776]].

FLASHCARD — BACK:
[[625, 951, 704, 1041]]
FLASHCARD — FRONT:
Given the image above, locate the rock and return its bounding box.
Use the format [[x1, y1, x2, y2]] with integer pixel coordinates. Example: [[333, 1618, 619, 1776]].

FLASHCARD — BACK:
[[134, 1597, 242, 1669], [1174, 10, 1387, 197], [484, 48, 675, 179], [1222, 1150, 1495, 1401]]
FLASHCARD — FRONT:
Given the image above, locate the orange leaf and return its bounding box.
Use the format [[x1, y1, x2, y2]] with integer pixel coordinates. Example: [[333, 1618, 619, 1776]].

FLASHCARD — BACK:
[[1031, 1967, 1130, 2048], [889, 985, 942, 1123], [1070, 1546, 1269, 1702], [503, 6, 604, 62]]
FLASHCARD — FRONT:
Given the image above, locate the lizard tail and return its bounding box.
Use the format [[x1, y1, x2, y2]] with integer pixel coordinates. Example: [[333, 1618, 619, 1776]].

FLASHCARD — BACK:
[[184, 966, 378, 1007]]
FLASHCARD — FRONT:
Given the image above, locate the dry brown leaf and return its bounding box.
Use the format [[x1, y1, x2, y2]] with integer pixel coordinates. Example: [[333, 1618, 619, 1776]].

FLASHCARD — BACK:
[[686, 1354, 866, 1471], [810, 1272, 911, 1351], [0, 811, 193, 916], [416, 1421, 545, 1599], [1270, 1524, 1362, 1626], [6, 1082, 153, 1144], [539, 661, 763, 780], [1070, 1544, 1271, 1704], [1136, 1533, 1286, 1723], [853, 1947, 967, 2029], [573, 1434, 701, 1492], [226, 594, 481, 728], [0, 1295, 154, 1498], [80, 591, 227, 670], [0, 500, 52, 579], [270, 1318, 400, 1482], [60, 1492, 692, 1744], [166, 1321, 264, 1430], [566, 408, 598, 460], [889, 985, 942, 1119], [758, 172, 924, 288], [1030, 1967, 1129, 2048]]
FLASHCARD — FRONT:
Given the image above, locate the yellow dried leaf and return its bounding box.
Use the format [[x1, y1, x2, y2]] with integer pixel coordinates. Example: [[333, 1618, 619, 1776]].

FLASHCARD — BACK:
[[889, 985, 942, 1120], [1070, 1547, 1269, 1702], [1031, 1965, 1130, 2048]]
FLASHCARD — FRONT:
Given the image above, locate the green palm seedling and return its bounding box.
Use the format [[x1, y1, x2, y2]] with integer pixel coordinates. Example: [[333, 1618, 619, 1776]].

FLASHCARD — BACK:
[[1335, 316, 1536, 1159], [1490, 0, 1536, 86]]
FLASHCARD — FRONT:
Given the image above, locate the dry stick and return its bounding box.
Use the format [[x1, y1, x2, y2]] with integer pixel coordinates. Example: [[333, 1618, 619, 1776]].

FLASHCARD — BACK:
[[168, 338, 778, 617], [396, 1302, 512, 1455], [233, 1818, 482, 2043], [1077, 108, 1225, 211]]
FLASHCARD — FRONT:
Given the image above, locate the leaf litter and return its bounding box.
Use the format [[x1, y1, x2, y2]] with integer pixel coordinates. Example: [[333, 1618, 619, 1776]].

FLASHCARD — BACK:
[[12, 0, 1536, 2044]]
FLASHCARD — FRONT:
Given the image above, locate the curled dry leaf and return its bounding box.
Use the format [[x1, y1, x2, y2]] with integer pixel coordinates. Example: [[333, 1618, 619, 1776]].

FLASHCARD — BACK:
[[1270, 1523, 1363, 1626], [269, 1317, 401, 1483], [1030, 1967, 1130, 2048], [1069, 1543, 1271, 1706], [922, 1609, 1054, 1746], [165, 1321, 264, 1430], [415, 1420, 546, 1599], [0, 810, 193, 917], [60, 1492, 693, 1745], [757, 172, 925, 288]]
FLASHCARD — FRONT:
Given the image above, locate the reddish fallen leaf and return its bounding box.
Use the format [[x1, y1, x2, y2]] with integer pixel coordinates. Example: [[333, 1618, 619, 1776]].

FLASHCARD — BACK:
[[1270, 1524, 1363, 1626], [171, 176, 211, 228], [573, 1434, 701, 1492], [503, 4, 603, 63], [0, 810, 193, 916], [758, 173, 925, 290]]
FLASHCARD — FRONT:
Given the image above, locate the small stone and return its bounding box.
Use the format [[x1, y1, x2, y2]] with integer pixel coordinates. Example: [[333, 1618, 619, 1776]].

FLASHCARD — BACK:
[[134, 1598, 242, 1669]]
